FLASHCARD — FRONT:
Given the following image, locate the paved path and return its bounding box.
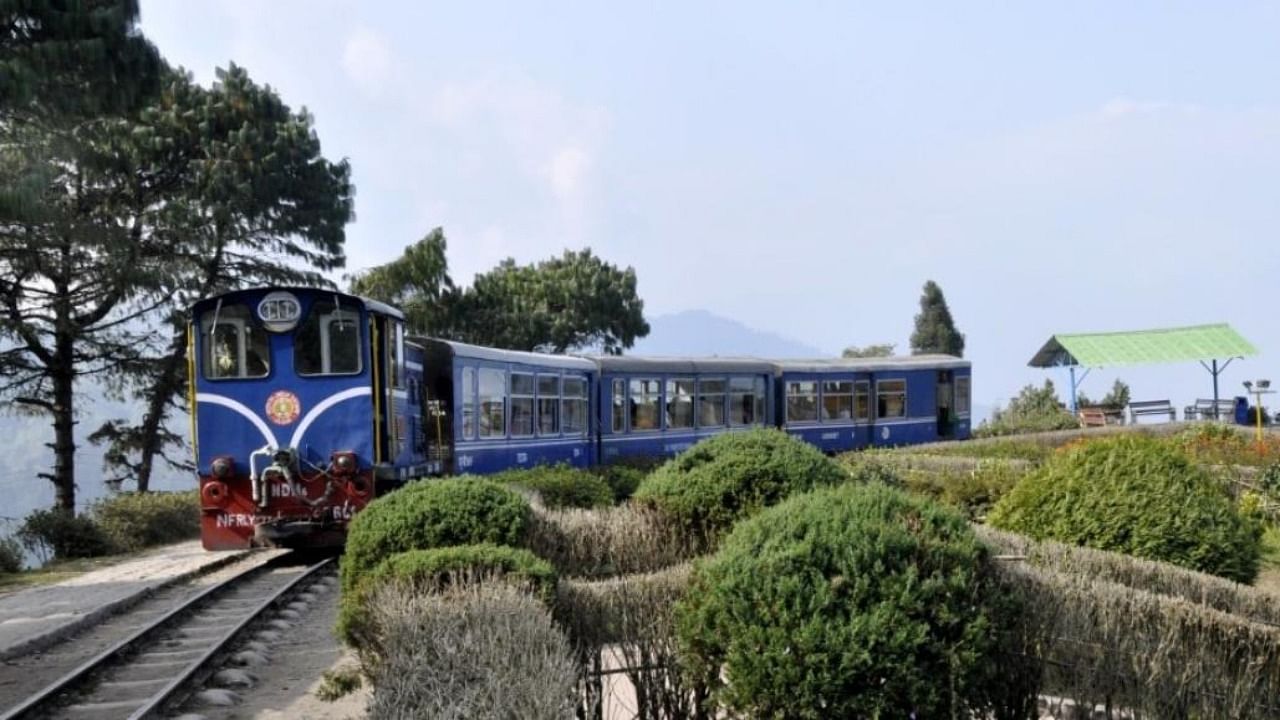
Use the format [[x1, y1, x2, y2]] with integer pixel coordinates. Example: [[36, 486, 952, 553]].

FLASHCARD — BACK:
[[0, 541, 249, 660]]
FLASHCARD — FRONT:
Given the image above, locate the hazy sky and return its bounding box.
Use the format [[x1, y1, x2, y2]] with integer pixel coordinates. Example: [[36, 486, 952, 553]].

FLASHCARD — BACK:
[[139, 1, 1280, 410]]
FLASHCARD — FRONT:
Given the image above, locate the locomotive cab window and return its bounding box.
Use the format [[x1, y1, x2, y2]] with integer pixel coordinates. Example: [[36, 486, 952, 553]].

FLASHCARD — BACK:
[[201, 305, 269, 380], [294, 301, 362, 376], [877, 379, 907, 418]]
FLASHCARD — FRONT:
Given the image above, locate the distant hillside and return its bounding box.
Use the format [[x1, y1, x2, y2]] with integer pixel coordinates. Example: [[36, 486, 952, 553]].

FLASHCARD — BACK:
[[631, 309, 831, 358]]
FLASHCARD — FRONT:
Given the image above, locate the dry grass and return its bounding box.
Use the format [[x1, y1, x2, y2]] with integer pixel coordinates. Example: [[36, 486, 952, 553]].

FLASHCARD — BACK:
[[527, 503, 698, 579], [364, 581, 578, 720]]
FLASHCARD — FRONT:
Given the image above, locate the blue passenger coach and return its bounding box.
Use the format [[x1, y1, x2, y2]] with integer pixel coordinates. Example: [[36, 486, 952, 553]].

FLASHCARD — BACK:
[[414, 338, 597, 475], [593, 357, 776, 462], [776, 355, 971, 451]]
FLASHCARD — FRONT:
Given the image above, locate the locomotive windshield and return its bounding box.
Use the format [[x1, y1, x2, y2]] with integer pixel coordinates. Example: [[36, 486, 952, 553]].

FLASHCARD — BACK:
[[295, 299, 362, 375], [201, 305, 270, 379]]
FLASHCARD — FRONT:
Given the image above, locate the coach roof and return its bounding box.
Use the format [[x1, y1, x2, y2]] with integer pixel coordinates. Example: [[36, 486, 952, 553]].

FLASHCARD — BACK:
[[414, 338, 597, 372], [588, 356, 777, 375], [773, 354, 970, 373]]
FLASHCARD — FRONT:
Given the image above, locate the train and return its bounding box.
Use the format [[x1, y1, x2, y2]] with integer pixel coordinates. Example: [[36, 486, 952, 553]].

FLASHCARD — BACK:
[[190, 286, 972, 550]]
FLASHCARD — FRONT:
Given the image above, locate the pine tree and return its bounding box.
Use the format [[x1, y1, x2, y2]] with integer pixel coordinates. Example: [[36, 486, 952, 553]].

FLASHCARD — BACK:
[[909, 281, 965, 357]]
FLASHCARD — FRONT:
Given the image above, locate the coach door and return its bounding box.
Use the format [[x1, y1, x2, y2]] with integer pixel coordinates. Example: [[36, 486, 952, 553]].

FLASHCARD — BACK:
[[936, 370, 954, 438], [370, 316, 395, 465]]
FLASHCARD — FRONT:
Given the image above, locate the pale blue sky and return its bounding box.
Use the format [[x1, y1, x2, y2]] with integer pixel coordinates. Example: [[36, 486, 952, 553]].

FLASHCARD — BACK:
[[140, 1, 1280, 412]]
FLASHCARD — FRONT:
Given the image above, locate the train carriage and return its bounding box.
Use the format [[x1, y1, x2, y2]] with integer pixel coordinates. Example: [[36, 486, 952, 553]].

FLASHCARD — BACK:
[[776, 355, 971, 450], [594, 357, 776, 462], [415, 339, 597, 475]]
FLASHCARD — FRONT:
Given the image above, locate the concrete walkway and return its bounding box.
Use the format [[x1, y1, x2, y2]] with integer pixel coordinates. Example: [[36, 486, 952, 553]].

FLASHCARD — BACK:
[[0, 541, 250, 660]]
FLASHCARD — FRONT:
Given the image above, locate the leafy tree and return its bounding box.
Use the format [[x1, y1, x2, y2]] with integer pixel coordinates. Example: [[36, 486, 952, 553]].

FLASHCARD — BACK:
[[909, 280, 965, 357], [841, 343, 894, 358], [1100, 379, 1131, 410], [90, 65, 353, 492], [353, 237, 650, 355], [975, 380, 1079, 437]]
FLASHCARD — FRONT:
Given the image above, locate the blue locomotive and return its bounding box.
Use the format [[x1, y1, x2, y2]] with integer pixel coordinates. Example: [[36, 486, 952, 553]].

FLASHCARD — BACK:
[[189, 286, 970, 550]]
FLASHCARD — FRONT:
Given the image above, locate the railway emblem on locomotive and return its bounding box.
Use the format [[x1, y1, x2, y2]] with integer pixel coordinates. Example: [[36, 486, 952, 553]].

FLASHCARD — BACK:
[[265, 390, 301, 425]]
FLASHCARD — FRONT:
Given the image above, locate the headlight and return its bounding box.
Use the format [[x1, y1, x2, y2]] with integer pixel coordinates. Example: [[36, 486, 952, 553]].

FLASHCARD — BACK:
[[332, 452, 357, 474], [210, 456, 234, 478]]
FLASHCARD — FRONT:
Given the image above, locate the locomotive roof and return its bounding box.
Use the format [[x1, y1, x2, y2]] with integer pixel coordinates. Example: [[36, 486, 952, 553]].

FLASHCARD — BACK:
[[193, 287, 405, 321], [773, 354, 970, 373], [412, 338, 598, 372], [588, 355, 777, 374]]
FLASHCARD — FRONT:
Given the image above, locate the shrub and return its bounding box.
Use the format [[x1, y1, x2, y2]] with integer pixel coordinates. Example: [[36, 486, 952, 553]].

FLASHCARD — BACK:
[[676, 482, 1016, 719], [989, 434, 1263, 584], [340, 478, 531, 593], [364, 582, 577, 720], [974, 380, 1079, 438], [526, 503, 692, 578], [17, 509, 115, 562], [634, 428, 846, 545], [88, 490, 199, 552], [339, 543, 557, 652], [899, 460, 1026, 521], [0, 536, 23, 574], [490, 464, 613, 509], [594, 462, 649, 502]]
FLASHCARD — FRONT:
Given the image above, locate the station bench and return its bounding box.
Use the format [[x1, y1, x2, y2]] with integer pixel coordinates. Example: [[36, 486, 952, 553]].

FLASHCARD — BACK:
[[1128, 400, 1176, 424], [1078, 406, 1123, 428], [1184, 399, 1234, 421]]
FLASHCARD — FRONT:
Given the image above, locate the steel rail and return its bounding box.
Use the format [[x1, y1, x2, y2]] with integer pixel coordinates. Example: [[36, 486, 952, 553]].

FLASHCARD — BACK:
[[0, 552, 316, 720]]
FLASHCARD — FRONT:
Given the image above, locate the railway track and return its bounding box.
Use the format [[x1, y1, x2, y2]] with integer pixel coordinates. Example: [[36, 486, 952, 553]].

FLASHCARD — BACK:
[[0, 553, 334, 720]]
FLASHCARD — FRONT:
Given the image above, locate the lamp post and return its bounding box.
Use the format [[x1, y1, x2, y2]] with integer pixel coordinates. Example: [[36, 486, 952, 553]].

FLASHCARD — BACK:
[[1243, 380, 1274, 451]]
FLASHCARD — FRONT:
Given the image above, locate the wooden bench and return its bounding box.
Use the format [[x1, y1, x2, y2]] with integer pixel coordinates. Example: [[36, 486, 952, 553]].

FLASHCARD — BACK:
[[1129, 400, 1176, 424], [1183, 398, 1235, 421], [1080, 404, 1121, 425]]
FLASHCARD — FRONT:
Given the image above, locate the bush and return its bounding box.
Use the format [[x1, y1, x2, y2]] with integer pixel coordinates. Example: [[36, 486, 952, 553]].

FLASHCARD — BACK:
[[339, 543, 557, 652], [676, 482, 1015, 718], [634, 428, 846, 545], [88, 490, 199, 552], [526, 503, 692, 578], [594, 463, 649, 503], [989, 434, 1263, 584], [490, 464, 613, 509], [899, 460, 1026, 521], [340, 478, 531, 594], [974, 380, 1080, 438], [364, 582, 578, 720], [0, 536, 23, 574], [17, 509, 115, 562]]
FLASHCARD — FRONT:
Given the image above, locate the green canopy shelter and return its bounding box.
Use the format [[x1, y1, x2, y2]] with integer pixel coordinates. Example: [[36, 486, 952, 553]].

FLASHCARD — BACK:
[[1028, 323, 1259, 414]]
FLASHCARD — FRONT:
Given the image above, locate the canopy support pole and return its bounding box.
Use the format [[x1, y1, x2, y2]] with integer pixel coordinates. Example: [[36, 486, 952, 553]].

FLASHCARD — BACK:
[[1068, 366, 1090, 413], [1199, 357, 1235, 419]]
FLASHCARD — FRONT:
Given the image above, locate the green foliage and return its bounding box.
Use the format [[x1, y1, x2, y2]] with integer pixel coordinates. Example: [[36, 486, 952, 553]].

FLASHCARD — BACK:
[[0, 537, 23, 574], [316, 666, 362, 702], [840, 343, 894, 358], [17, 509, 115, 563], [340, 478, 531, 594], [676, 482, 1014, 718], [989, 434, 1263, 583], [490, 465, 613, 509], [909, 279, 965, 357], [88, 490, 199, 552], [634, 429, 847, 545], [348, 228, 453, 334], [1168, 422, 1280, 467], [594, 463, 649, 503], [1100, 379, 1132, 410], [900, 460, 1027, 521], [975, 380, 1079, 437], [339, 543, 557, 649], [911, 438, 1054, 462]]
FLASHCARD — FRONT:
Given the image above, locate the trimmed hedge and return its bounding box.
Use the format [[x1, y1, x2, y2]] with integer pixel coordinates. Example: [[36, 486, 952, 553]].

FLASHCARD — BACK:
[[634, 428, 846, 544], [339, 543, 556, 650], [490, 465, 614, 509], [17, 509, 114, 562], [676, 482, 1014, 718], [989, 434, 1263, 584], [340, 478, 531, 593]]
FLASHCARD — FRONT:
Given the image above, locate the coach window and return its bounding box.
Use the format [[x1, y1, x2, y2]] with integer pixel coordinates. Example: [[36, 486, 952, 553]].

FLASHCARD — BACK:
[[877, 379, 907, 419], [729, 376, 766, 426], [562, 376, 588, 436], [822, 381, 854, 421], [461, 367, 477, 439], [478, 368, 506, 437], [786, 381, 819, 423], [630, 378, 661, 431], [510, 373, 535, 437], [955, 376, 971, 415], [854, 381, 871, 421], [295, 302, 361, 376], [201, 305, 270, 380], [666, 378, 694, 429], [537, 374, 560, 435], [698, 378, 726, 428], [611, 379, 626, 433]]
